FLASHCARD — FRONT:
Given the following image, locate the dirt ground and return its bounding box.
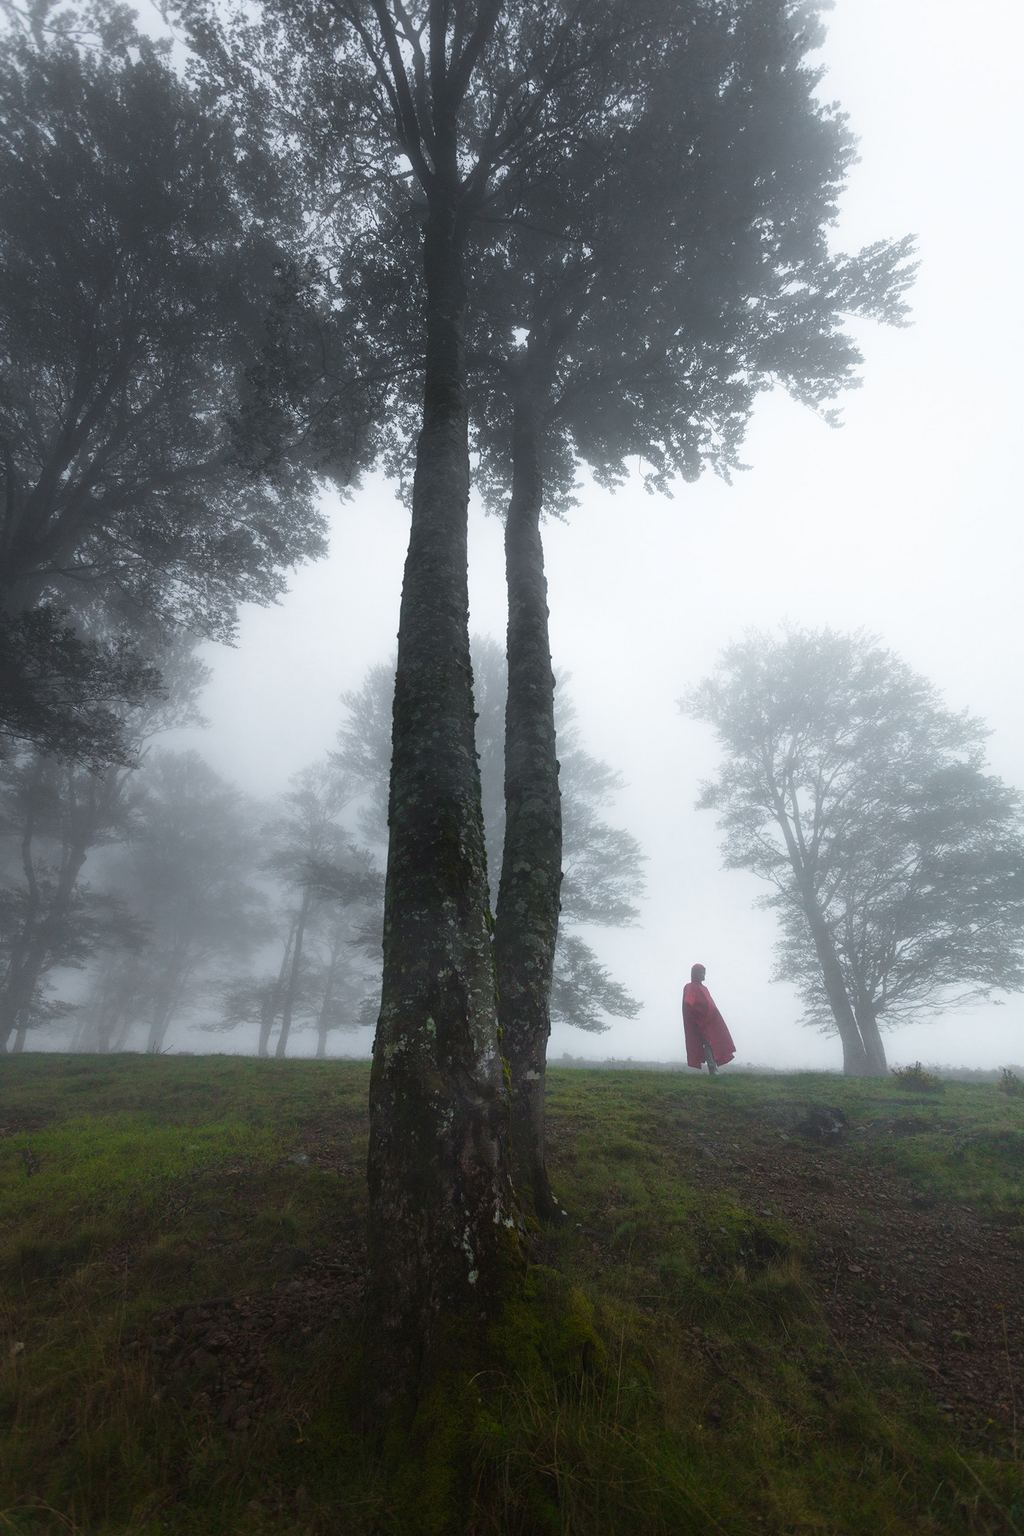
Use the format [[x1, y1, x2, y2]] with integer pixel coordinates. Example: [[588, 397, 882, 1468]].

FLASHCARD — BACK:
[[91, 1089, 1020, 1454], [653, 1099, 1023, 1447]]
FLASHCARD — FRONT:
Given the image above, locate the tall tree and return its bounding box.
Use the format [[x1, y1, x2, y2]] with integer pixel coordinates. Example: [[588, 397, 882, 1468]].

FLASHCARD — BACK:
[[683, 628, 1024, 1074], [237, 0, 653, 1389], [466, 0, 914, 1203], [0, 27, 379, 761]]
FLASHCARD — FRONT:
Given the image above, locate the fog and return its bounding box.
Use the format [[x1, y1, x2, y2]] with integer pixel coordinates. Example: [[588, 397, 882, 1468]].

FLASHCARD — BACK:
[[154, 0, 1024, 1070], [5, 0, 1021, 1071]]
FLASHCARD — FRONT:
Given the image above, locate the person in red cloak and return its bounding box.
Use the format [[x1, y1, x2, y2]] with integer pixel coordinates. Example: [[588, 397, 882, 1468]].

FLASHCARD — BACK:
[[682, 963, 736, 1073]]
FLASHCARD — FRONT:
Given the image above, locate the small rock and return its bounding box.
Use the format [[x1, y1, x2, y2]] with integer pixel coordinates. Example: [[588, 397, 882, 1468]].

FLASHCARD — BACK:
[[794, 1107, 849, 1145]]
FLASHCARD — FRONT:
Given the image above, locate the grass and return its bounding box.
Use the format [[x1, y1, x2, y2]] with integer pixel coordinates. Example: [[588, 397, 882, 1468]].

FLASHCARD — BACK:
[[0, 1056, 1022, 1534]]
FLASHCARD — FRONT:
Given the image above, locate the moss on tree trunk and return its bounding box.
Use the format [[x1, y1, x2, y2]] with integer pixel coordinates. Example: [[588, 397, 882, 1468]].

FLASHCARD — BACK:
[[494, 385, 564, 1222], [366, 185, 520, 1399]]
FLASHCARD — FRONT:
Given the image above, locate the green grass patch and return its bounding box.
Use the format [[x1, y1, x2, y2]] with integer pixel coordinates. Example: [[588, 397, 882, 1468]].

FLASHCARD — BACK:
[[0, 1056, 1021, 1534]]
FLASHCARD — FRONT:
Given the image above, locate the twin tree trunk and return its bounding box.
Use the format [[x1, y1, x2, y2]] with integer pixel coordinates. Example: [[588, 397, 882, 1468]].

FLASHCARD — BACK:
[[366, 181, 519, 1395], [800, 895, 888, 1076], [800, 898, 870, 1075], [778, 810, 880, 1076], [494, 384, 564, 1222], [854, 999, 888, 1076]]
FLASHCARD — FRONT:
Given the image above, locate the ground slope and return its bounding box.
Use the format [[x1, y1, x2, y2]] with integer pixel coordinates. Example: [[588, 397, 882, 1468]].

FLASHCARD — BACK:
[[0, 1057, 1020, 1534]]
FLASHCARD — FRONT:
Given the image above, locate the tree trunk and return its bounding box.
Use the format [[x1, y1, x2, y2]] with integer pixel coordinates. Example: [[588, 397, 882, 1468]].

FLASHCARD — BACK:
[[315, 937, 343, 1061], [259, 915, 298, 1058], [776, 809, 870, 1078], [111, 1012, 133, 1052], [854, 1000, 888, 1076], [366, 181, 519, 1400], [146, 998, 174, 1054], [146, 954, 189, 1054], [0, 936, 49, 1054], [276, 891, 310, 1060], [494, 384, 564, 1222], [801, 899, 871, 1075], [0, 805, 90, 1053]]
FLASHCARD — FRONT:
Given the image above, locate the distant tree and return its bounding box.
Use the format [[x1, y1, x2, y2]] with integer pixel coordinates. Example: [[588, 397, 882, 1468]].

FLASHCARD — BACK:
[[0, 747, 142, 1050], [72, 946, 148, 1054], [112, 751, 267, 1053], [0, 644, 205, 1052], [772, 760, 1024, 1057], [333, 638, 644, 1030], [260, 761, 373, 1058], [683, 629, 1024, 1075], [302, 901, 377, 1058], [0, 28, 379, 761]]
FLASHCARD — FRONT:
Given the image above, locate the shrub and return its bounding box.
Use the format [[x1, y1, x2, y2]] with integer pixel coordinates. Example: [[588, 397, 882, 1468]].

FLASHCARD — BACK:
[[890, 1062, 944, 1094]]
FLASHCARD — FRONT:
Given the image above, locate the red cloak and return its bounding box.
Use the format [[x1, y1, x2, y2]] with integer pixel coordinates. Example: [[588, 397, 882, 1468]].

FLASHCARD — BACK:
[[682, 981, 736, 1069]]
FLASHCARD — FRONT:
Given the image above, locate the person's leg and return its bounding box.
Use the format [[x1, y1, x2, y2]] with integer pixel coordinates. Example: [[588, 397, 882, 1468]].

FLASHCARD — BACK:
[[702, 1040, 718, 1075]]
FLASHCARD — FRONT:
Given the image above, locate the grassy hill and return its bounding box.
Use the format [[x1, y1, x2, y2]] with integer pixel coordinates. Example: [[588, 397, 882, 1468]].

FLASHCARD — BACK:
[[1, 1056, 1021, 1534]]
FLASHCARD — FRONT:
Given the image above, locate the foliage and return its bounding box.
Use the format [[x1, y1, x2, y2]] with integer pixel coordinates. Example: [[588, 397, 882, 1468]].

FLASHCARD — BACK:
[[468, 0, 916, 520], [0, 25, 381, 762], [0, 608, 161, 766], [684, 628, 1024, 1072], [0, 32, 324, 625], [889, 1061, 945, 1094], [998, 1067, 1023, 1097]]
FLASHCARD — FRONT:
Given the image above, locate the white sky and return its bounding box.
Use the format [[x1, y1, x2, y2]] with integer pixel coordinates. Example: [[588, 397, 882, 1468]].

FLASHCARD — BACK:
[[176, 0, 1024, 1070]]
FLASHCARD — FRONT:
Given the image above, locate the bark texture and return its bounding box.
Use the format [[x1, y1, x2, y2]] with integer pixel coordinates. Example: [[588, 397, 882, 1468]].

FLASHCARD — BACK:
[[366, 188, 518, 1395], [494, 386, 564, 1221]]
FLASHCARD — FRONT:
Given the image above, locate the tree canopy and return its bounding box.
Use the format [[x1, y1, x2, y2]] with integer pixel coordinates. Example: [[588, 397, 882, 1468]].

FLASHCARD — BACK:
[[0, 29, 380, 761]]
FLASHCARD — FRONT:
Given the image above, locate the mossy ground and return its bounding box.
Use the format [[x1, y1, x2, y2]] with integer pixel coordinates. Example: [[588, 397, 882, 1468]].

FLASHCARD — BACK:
[[0, 1055, 1021, 1534]]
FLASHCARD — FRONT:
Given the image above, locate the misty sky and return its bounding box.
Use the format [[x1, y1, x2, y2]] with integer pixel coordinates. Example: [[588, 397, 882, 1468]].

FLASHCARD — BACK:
[[174, 0, 1024, 1070]]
